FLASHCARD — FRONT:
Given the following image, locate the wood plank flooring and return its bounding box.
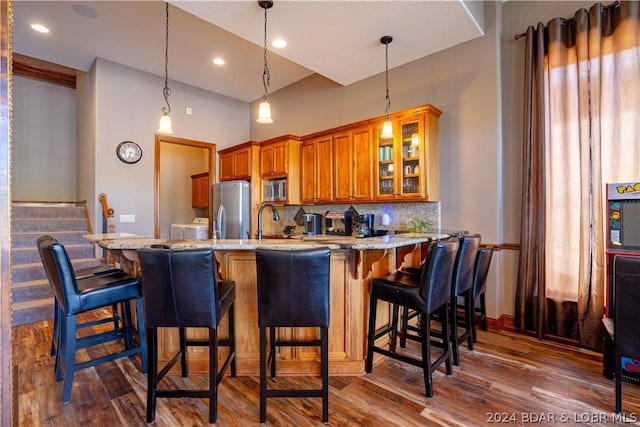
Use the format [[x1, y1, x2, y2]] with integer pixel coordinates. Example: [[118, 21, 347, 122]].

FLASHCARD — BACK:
[[13, 312, 640, 426]]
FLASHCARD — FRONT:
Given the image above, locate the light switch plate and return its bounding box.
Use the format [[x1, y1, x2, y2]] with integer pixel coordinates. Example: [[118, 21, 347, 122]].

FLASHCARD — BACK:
[[120, 214, 135, 223]]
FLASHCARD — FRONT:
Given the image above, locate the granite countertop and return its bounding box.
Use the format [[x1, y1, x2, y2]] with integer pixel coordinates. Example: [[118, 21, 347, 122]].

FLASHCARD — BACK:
[[95, 233, 450, 251]]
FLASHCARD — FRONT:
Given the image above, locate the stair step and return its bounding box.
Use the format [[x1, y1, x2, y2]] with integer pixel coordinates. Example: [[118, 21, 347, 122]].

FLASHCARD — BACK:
[[12, 218, 89, 233], [12, 298, 55, 326], [12, 258, 103, 283], [11, 280, 52, 304], [12, 243, 95, 264], [12, 231, 92, 248], [12, 204, 86, 219]]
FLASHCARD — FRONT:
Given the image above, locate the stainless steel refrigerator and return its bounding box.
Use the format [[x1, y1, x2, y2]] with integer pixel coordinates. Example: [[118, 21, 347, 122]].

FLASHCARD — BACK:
[[212, 181, 250, 239]]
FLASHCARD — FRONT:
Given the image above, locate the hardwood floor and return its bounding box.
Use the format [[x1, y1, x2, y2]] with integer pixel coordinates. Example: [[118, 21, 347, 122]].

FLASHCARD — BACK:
[[13, 313, 640, 426]]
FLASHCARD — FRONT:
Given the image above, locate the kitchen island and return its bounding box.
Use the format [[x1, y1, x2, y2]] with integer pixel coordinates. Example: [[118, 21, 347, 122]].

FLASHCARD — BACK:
[[89, 233, 450, 376]]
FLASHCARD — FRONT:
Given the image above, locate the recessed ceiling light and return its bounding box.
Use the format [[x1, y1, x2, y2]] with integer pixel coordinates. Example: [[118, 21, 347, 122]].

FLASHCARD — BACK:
[[272, 38, 287, 49], [72, 4, 98, 19], [31, 23, 49, 33], [213, 57, 225, 66]]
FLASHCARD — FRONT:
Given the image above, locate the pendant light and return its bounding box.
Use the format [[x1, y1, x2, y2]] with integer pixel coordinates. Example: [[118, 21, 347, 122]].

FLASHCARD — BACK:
[[380, 35, 393, 139], [157, 2, 173, 134], [256, 1, 274, 124]]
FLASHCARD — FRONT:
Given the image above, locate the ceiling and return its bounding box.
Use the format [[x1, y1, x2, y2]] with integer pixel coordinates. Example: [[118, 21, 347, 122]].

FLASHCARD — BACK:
[[13, 1, 485, 103]]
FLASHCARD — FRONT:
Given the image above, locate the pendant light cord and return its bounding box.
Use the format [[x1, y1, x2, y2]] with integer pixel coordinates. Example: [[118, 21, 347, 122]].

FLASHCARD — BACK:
[[384, 40, 391, 119], [262, 4, 270, 102], [162, 2, 171, 115]]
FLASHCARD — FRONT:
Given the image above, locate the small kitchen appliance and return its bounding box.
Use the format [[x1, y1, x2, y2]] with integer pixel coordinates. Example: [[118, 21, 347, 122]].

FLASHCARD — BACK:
[[325, 210, 354, 236], [303, 213, 323, 235], [353, 214, 375, 238]]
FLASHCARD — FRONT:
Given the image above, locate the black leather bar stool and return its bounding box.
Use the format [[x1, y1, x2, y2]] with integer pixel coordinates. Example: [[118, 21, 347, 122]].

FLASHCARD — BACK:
[[37, 235, 123, 369], [255, 247, 331, 424], [137, 248, 236, 424], [468, 246, 494, 342], [399, 234, 481, 366], [37, 237, 147, 404], [448, 233, 481, 365], [366, 240, 458, 398]]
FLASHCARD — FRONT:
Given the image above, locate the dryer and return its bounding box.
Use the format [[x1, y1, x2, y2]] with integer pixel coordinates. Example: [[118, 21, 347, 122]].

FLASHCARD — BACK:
[[170, 217, 209, 240]]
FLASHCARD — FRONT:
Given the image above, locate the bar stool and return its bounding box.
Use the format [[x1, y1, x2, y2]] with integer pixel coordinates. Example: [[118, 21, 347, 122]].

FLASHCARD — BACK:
[[137, 248, 236, 424], [37, 237, 147, 404], [36, 235, 123, 369], [468, 246, 494, 342], [255, 247, 331, 424], [399, 234, 481, 366], [366, 240, 458, 398], [448, 233, 481, 365]]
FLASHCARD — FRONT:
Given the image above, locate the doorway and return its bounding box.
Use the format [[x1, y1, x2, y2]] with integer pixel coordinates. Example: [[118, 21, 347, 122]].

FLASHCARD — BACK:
[[154, 134, 216, 239]]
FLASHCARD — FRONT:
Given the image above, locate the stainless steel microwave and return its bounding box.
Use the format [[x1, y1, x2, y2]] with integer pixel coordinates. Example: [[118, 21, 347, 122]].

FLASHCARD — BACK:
[[263, 178, 287, 202]]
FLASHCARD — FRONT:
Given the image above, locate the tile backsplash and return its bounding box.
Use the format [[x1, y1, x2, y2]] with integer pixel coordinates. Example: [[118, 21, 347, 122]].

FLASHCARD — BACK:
[[268, 202, 440, 235]]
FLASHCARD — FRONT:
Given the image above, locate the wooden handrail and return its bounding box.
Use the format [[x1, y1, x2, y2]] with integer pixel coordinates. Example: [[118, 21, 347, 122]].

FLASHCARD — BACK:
[[98, 193, 114, 220]]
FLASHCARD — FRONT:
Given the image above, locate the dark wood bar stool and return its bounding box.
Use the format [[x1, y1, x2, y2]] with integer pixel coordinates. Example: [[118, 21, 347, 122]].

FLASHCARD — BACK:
[[37, 236, 147, 404], [137, 248, 236, 424], [255, 247, 331, 424], [366, 240, 458, 398]]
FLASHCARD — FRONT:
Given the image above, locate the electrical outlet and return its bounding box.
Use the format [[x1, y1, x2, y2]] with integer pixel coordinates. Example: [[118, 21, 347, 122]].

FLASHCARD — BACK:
[[120, 214, 135, 223], [186, 107, 192, 116]]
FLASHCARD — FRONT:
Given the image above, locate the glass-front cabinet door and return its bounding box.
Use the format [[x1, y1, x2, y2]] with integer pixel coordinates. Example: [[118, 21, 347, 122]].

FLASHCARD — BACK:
[[375, 113, 425, 200]]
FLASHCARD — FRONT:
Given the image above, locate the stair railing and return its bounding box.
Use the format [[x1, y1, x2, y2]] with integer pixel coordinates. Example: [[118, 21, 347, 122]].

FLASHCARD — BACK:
[[98, 193, 115, 260]]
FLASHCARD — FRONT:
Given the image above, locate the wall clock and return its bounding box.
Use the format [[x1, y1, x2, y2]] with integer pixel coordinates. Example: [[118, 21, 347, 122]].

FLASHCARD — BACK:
[[116, 141, 142, 164]]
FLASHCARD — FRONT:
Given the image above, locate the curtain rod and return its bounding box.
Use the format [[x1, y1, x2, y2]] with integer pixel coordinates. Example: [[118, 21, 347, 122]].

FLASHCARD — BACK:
[[513, 0, 620, 41], [514, 32, 527, 40]]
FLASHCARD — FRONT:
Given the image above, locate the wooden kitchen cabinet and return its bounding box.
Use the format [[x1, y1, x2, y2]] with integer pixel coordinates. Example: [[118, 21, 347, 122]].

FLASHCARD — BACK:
[[260, 138, 287, 178], [375, 105, 441, 201], [301, 135, 334, 204], [218, 141, 258, 181], [191, 172, 209, 208], [259, 135, 302, 204], [333, 126, 374, 202]]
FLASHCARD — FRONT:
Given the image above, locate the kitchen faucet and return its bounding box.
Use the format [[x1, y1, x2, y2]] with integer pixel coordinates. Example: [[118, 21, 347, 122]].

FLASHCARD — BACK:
[[257, 202, 280, 240]]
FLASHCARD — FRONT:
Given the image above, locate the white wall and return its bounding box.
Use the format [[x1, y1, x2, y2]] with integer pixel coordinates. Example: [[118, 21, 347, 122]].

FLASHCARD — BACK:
[[79, 58, 249, 236], [13, 76, 76, 201]]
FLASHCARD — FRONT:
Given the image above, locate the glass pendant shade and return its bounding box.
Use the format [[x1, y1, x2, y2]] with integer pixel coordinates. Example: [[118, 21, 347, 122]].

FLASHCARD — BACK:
[[257, 101, 273, 124], [381, 120, 393, 139], [158, 113, 173, 134]]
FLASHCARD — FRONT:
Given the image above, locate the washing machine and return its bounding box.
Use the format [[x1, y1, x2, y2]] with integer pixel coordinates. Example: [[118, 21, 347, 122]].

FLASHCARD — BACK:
[[170, 217, 209, 240]]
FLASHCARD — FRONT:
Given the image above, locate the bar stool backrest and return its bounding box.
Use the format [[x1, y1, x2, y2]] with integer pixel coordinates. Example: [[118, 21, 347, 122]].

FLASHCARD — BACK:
[[472, 246, 494, 299], [451, 234, 481, 297], [138, 248, 222, 328], [37, 236, 81, 315], [255, 247, 331, 328], [420, 240, 459, 313]]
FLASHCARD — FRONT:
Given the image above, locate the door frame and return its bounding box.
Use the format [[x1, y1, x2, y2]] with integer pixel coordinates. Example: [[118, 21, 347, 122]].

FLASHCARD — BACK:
[[154, 134, 216, 238]]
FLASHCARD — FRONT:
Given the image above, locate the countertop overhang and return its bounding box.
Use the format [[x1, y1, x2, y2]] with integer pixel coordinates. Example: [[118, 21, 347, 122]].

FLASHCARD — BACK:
[[86, 232, 451, 251]]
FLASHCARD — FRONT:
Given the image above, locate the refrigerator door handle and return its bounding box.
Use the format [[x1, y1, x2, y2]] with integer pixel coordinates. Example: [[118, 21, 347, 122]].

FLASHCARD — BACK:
[[217, 205, 225, 239]]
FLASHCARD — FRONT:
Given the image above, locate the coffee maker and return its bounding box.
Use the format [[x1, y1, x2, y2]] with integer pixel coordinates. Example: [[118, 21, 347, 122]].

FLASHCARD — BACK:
[[325, 210, 354, 236], [303, 213, 323, 235], [353, 214, 375, 238]]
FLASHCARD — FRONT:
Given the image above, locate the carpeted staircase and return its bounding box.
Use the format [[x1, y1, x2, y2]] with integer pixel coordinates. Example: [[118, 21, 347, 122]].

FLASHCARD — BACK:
[[11, 203, 104, 326]]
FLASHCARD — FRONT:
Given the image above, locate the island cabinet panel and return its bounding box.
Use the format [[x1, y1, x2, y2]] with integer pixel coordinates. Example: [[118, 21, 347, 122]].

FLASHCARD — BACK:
[[301, 136, 334, 204]]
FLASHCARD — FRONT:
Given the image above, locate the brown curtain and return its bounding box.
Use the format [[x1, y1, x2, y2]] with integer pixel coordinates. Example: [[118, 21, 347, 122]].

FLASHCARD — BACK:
[[516, 1, 640, 350]]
